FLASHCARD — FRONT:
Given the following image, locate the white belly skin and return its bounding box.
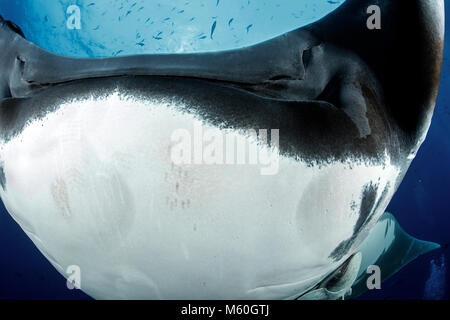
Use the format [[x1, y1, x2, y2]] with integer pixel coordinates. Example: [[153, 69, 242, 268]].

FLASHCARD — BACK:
[[0, 91, 400, 299]]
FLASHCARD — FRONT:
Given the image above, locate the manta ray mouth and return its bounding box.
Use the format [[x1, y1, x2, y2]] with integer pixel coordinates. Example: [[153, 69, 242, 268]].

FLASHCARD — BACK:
[[22, 71, 326, 104], [12, 39, 327, 105]]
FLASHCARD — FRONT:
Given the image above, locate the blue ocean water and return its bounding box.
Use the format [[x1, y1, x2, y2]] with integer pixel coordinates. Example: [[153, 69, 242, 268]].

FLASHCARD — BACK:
[[0, 0, 346, 57], [0, 0, 448, 299]]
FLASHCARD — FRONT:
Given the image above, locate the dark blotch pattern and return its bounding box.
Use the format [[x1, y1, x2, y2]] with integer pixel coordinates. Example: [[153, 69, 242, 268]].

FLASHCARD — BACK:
[[329, 183, 379, 260], [0, 162, 6, 191]]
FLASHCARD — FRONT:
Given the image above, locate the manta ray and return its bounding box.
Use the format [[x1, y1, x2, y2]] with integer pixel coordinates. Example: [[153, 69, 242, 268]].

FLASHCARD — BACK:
[[0, 0, 444, 299]]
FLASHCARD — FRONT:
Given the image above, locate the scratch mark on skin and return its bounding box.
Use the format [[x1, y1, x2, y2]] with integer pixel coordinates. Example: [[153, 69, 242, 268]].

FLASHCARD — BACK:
[[51, 178, 72, 218]]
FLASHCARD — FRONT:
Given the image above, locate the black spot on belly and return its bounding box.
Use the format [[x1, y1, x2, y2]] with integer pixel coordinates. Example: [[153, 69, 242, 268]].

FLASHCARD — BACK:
[[329, 183, 381, 261], [0, 163, 6, 191]]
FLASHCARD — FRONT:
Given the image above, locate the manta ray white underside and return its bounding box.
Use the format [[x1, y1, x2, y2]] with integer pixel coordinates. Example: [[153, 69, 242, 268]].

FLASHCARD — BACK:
[[0, 92, 434, 299]]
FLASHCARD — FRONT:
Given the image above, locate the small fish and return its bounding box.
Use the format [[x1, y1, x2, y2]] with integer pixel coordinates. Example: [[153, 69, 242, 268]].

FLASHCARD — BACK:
[[163, 17, 171, 21], [189, 17, 195, 21], [199, 35, 207, 40], [131, 2, 137, 8], [126, 10, 131, 16], [136, 40, 145, 46], [113, 49, 124, 56], [216, 0, 220, 6], [210, 20, 217, 39], [153, 36, 163, 40], [246, 24, 253, 33], [93, 25, 100, 30], [87, 2, 95, 7], [178, 10, 185, 14], [145, 18, 151, 23], [228, 18, 234, 26]]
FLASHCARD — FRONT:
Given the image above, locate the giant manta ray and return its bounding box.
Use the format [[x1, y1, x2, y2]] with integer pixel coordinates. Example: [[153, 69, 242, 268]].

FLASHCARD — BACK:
[[0, 0, 445, 299]]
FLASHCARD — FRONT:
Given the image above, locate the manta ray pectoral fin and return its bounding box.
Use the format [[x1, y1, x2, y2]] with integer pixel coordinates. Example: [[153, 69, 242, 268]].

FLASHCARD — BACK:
[[299, 212, 440, 300], [348, 212, 440, 299]]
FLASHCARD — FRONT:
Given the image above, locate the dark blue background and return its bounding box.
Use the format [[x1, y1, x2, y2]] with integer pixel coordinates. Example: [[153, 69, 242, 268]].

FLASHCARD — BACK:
[[0, 0, 449, 299]]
